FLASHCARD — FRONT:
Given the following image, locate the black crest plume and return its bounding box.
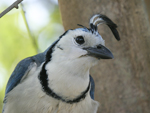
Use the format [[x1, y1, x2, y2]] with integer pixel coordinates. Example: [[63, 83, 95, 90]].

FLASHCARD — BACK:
[[89, 14, 120, 41]]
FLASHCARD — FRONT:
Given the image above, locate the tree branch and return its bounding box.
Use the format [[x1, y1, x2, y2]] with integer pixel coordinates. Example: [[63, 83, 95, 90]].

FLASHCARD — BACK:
[[0, 0, 23, 18], [20, 3, 39, 53]]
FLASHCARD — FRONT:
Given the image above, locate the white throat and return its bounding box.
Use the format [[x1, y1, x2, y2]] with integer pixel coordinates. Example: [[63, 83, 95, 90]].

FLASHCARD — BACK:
[[45, 57, 91, 100]]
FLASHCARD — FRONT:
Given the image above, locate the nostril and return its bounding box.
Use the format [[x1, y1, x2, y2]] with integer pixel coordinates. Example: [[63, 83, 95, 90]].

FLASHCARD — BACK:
[[97, 45, 102, 49]]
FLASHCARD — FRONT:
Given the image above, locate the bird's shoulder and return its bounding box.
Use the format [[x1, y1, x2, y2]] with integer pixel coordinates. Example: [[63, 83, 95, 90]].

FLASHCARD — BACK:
[[4, 40, 58, 96], [4, 53, 45, 96]]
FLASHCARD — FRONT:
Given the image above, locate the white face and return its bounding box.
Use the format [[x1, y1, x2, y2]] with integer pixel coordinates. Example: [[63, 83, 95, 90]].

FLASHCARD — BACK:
[[51, 29, 105, 67]]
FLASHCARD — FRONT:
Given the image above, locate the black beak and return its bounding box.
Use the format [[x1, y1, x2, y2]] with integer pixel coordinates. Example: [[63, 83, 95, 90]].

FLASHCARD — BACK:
[[83, 44, 114, 59]]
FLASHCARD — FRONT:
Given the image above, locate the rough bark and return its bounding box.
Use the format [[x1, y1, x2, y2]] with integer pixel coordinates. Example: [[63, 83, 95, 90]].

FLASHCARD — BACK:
[[144, 0, 150, 23], [58, 0, 150, 113]]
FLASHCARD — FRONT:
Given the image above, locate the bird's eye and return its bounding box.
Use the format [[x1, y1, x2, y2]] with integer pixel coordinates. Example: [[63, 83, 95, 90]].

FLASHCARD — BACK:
[[75, 36, 85, 45]]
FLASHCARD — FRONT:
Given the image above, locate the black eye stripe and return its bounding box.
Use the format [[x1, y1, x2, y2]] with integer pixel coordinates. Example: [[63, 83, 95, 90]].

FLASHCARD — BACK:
[[75, 36, 85, 45]]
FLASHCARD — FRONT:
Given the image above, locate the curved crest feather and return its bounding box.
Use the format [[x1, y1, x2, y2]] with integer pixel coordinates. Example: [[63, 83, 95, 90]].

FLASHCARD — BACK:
[[89, 14, 120, 41]]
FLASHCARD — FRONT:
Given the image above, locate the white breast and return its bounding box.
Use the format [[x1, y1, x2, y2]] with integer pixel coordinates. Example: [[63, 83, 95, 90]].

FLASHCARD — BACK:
[[4, 63, 99, 113]]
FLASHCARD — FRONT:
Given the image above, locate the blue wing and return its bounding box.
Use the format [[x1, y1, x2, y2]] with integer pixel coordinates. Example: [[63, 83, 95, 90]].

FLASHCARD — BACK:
[[5, 53, 44, 95], [5, 58, 34, 95], [4, 40, 55, 95]]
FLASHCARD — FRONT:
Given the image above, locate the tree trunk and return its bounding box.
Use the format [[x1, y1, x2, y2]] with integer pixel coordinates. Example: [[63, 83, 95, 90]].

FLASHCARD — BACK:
[[58, 0, 150, 112]]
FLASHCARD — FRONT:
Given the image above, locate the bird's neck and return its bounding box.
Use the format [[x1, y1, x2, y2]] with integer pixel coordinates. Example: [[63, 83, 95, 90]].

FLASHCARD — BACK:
[[44, 59, 91, 100]]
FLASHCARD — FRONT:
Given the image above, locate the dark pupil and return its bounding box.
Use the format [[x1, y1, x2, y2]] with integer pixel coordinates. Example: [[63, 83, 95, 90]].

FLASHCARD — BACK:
[[75, 36, 85, 44]]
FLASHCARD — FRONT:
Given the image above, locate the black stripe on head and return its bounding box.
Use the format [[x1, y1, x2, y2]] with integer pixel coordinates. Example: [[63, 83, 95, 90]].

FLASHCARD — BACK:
[[90, 23, 97, 33]]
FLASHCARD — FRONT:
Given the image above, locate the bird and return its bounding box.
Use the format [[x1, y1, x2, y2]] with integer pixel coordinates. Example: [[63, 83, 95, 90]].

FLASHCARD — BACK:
[[2, 14, 120, 113]]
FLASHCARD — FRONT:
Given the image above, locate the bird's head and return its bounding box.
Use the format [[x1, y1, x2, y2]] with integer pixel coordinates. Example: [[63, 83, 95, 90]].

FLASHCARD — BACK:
[[46, 14, 120, 69]]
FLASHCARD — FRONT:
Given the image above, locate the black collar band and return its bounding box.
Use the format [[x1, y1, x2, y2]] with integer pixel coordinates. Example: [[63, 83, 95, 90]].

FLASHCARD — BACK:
[[47, 79, 90, 104], [39, 62, 90, 104]]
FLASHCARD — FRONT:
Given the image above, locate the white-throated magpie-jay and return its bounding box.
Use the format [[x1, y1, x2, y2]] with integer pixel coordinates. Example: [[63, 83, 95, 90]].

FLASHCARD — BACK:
[[3, 14, 120, 113]]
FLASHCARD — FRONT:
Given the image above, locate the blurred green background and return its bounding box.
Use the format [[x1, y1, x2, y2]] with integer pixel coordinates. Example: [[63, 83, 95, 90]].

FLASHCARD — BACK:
[[0, 0, 63, 111]]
